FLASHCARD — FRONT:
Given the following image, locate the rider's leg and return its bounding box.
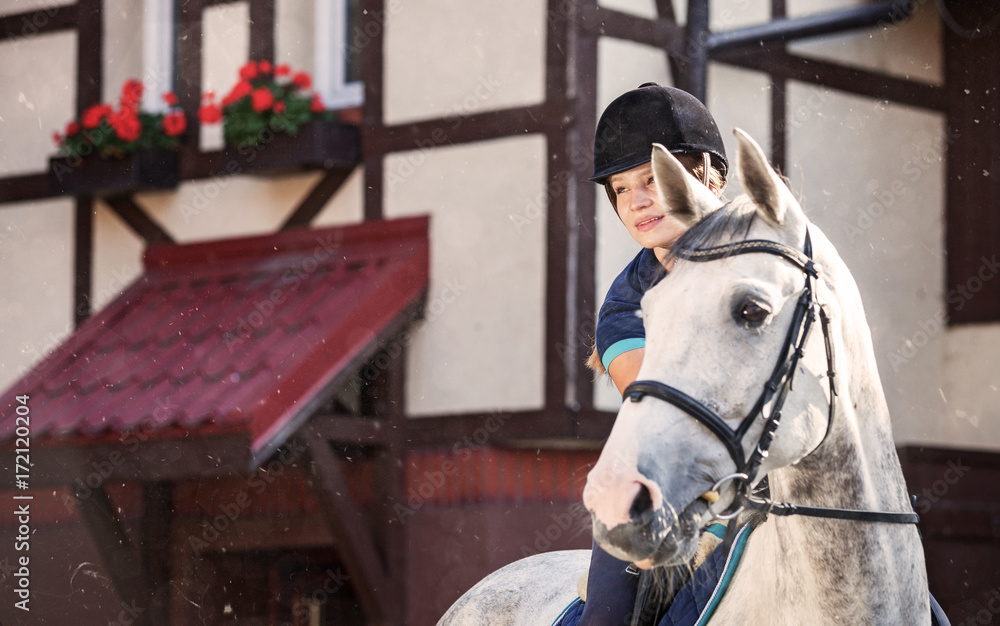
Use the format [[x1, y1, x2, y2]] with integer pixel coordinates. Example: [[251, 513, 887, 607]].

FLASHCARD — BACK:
[[577, 541, 639, 626]]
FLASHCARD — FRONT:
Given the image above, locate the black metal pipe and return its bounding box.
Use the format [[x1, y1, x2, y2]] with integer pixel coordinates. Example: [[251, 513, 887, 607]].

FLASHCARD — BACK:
[[708, 0, 915, 53]]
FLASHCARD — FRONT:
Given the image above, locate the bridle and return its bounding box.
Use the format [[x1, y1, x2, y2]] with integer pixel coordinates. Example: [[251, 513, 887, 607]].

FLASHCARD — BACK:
[[621, 228, 919, 526]]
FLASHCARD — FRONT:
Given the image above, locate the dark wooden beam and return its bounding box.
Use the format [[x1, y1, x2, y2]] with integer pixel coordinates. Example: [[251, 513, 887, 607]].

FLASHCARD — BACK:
[[712, 48, 948, 112], [74, 197, 94, 325], [248, 0, 275, 62], [578, 5, 685, 56], [0, 174, 49, 206], [571, 1, 600, 413], [366, 103, 567, 156], [304, 414, 388, 446], [175, 1, 204, 167], [0, 432, 253, 488], [681, 0, 710, 101], [363, 337, 407, 624], [305, 438, 388, 625], [103, 195, 175, 245], [75, 485, 152, 625], [544, 0, 573, 414], [0, 4, 77, 41], [943, 14, 1000, 323], [75, 0, 102, 114], [770, 0, 788, 174], [140, 482, 173, 626], [361, 0, 385, 222], [280, 168, 354, 230]]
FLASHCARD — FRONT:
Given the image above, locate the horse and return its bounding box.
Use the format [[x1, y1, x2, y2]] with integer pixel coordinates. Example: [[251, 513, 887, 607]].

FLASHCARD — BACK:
[[438, 129, 934, 625]]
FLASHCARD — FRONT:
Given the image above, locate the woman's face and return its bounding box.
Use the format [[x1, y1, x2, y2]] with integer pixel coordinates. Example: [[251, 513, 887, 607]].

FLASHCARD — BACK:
[[608, 161, 689, 253]]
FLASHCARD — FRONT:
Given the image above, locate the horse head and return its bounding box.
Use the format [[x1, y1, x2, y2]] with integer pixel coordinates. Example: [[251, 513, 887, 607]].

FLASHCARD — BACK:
[[583, 129, 842, 568]]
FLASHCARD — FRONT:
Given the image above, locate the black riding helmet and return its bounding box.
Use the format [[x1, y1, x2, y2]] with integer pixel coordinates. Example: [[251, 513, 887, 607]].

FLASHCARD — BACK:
[[590, 83, 728, 191]]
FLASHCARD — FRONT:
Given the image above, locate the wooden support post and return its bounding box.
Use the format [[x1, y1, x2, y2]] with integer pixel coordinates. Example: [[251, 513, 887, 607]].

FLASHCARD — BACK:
[[306, 437, 389, 625], [140, 482, 173, 626], [280, 168, 354, 230], [75, 485, 154, 625], [103, 195, 175, 245]]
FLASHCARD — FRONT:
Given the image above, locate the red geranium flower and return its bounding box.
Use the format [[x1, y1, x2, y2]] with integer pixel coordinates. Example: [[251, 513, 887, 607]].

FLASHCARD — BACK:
[[258, 60, 272, 74], [250, 87, 275, 113], [274, 100, 286, 114], [309, 93, 324, 113], [291, 72, 312, 90], [239, 61, 259, 81], [120, 79, 144, 110], [162, 91, 179, 107], [81, 104, 112, 129], [110, 110, 142, 142], [274, 64, 290, 77], [162, 111, 187, 136], [198, 102, 223, 124], [52, 131, 62, 146], [222, 80, 253, 107], [65, 121, 80, 137]]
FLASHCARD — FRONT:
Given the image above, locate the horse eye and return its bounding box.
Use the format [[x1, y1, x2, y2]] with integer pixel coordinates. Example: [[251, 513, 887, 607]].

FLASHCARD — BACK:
[[738, 302, 770, 326]]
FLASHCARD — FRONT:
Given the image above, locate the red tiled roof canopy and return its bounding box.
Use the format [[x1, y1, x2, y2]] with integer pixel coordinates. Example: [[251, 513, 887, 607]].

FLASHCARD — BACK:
[[0, 216, 429, 465]]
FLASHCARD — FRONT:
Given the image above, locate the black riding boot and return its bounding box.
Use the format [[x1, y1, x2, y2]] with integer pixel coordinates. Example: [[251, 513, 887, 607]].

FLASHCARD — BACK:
[[576, 541, 640, 626]]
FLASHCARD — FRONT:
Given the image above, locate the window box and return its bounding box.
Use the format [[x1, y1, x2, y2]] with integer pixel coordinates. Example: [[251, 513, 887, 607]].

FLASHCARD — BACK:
[[224, 119, 360, 176], [48, 148, 180, 196]]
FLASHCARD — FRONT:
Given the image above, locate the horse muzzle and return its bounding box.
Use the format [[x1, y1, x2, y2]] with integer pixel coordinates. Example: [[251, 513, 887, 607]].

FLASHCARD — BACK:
[[583, 465, 710, 566]]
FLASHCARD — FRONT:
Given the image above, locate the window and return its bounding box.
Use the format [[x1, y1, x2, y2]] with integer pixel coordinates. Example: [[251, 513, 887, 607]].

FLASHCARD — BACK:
[[314, 0, 364, 110]]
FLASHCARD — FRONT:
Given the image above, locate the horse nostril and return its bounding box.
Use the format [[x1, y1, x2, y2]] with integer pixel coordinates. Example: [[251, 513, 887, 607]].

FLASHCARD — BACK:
[[629, 483, 654, 521]]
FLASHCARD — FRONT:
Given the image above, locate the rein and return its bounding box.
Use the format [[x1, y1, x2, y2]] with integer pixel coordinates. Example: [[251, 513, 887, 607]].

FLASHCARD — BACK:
[[621, 229, 919, 526]]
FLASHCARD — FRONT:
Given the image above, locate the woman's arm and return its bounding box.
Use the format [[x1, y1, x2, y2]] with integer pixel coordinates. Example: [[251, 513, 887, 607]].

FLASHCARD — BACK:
[[607, 348, 644, 396]]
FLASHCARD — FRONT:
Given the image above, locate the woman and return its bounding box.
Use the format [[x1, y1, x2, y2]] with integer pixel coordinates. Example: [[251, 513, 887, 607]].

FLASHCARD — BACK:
[[573, 83, 727, 626]]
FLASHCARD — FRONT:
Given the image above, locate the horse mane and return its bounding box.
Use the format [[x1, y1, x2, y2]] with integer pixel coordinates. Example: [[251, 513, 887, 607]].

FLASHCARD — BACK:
[[668, 195, 760, 260]]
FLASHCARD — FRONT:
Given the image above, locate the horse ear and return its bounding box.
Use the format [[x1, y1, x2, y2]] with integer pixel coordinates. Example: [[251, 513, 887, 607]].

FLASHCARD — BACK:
[[734, 128, 801, 227], [651, 143, 723, 226]]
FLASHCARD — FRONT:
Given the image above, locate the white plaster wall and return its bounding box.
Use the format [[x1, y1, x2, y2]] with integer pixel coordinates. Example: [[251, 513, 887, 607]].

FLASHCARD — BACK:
[[384, 134, 547, 416], [383, 0, 546, 125], [200, 2, 250, 151], [103, 0, 144, 102], [0, 32, 75, 177], [786, 87, 947, 445], [91, 200, 144, 312], [0, 199, 75, 392], [0, 1, 62, 16], [275, 0, 315, 74], [943, 325, 1000, 449]]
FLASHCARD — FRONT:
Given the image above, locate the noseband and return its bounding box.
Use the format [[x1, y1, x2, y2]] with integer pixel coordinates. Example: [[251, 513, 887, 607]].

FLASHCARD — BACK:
[[622, 229, 919, 525]]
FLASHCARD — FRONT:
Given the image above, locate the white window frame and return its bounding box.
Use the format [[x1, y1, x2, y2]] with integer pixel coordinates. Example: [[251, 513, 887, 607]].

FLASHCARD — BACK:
[[142, 0, 175, 113], [314, 0, 364, 110]]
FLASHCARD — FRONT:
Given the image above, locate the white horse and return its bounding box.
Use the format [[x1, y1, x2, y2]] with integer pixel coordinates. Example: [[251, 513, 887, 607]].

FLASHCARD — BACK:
[[438, 129, 934, 625]]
